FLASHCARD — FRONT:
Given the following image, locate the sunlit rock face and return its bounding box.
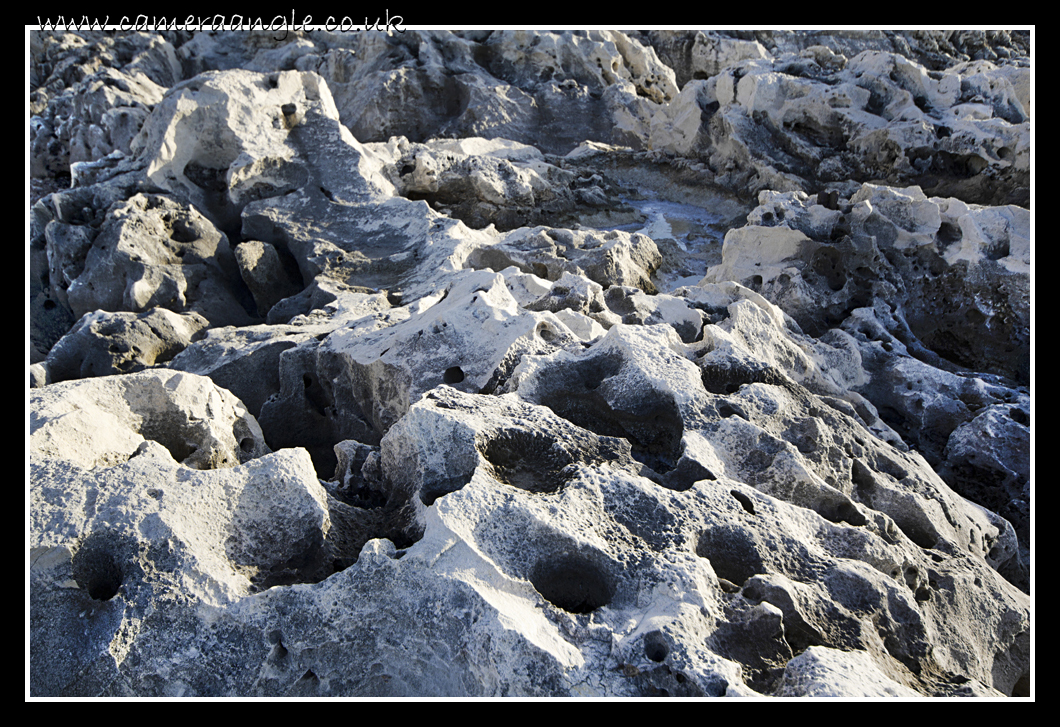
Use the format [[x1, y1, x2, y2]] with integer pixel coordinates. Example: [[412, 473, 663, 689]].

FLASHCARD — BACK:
[[30, 28, 1030, 698]]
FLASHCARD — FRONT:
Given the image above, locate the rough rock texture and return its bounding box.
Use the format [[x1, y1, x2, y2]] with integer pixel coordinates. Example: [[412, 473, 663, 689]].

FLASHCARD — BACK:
[[704, 184, 1029, 383], [29, 29, 1031, 698], [61, 192, 254, 327], [30, 369, 271, 470], [368, 136, 638, 231], [645, 43, 1029, 207], [31, 31, 182, 177], [41, 308, 209, 384]]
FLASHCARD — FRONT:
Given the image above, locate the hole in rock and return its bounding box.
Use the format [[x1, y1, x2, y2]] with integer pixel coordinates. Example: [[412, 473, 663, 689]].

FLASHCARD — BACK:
[[72, 535, 124, 601], [717, 402, 746, 419], [696, 525, 765, 586], [531, 555, 614, 614], [1012, 672, 1030, 698], [443, 366, 465, 384], [169, 219, 199, 244], [183, 161, 227, 193], [240, 437, 255, 453], [818, 499, 867, 527], [701, 361, 786, 396], [530, 355, 684, 475], [644, 630, 670, 663], [812, 246, 846, 291], [419, 474, 475, 507], [267, 631, 289, 663], [730, 490, 756, 515], [984, 237, 1011, 261], [851, 459, 876, 498], [817, 190, 840, 210], [140, 418, 198, 465], [936, 222, 963, 252], [657, 458, 716, 491], [896, 518, 939, 549], [480, 429, 573, 494]]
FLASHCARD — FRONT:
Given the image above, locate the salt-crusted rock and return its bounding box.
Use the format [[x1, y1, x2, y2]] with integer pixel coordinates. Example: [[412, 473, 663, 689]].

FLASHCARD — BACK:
[[41, 308, 209, 384]]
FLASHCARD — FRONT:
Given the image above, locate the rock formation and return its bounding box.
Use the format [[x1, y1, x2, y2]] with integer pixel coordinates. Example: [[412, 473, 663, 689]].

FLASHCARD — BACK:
[[29, 28, 1031, 698]]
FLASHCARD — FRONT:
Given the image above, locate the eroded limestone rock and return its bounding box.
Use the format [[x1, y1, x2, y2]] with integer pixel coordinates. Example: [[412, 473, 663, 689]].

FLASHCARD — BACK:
[[30, 369, 271, 473], [62, 193, 254, 327], [41, 308, 209, 384], [29, 28, 1031, 699]]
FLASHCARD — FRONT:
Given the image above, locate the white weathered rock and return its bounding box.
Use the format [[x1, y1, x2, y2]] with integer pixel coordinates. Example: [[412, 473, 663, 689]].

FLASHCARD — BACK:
[[368, 136, 634, 231], [31, 31, 181, 177], [773, 646, 925, 697], [316, 269, 582, 439], [703, 184, 1029, 383], [647, 47, 1029, 206], [62, 193, 253, 327], [29, 28, 1031, 698], [471, 226, 662, 295], [30, 370, 270, 470]]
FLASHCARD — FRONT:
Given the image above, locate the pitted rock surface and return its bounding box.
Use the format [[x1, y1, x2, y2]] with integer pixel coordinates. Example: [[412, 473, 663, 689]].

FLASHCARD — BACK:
[[30, 28, 1031, 698]]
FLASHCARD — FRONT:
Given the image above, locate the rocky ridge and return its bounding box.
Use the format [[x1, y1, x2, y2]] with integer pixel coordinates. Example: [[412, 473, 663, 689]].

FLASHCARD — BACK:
[[29, 29, 1031, 697]]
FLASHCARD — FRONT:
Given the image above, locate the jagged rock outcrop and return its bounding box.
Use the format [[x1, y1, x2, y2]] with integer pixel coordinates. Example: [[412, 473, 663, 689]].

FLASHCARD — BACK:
[[59, 192, 254, 327], [31, 31, 182, 177], [292, 29, 677, 155], [637, 41, 1031, 206], [29, 28, 1031, 698], [368, 136, 638, 231], [704, 183, 1029, 381], [30, 369, 271, 469], [40, 308, 209, 384]]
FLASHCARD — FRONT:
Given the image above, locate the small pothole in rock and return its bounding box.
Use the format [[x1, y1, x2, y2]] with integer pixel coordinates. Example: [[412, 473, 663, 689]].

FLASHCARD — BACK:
[[480, 429, 573, 494], [531, 555, 614, 614]]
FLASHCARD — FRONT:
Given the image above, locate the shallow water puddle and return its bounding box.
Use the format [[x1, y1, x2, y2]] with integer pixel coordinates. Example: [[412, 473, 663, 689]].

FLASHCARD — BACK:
[[587, 192, 736, 292]]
